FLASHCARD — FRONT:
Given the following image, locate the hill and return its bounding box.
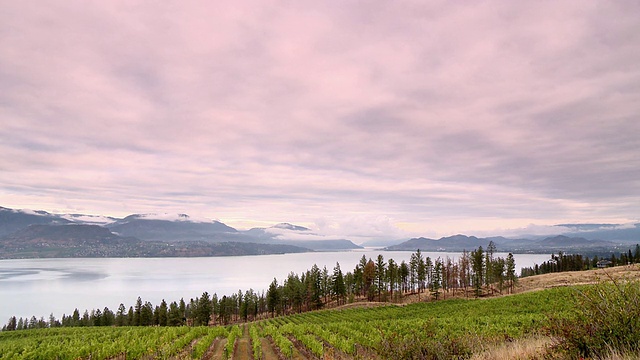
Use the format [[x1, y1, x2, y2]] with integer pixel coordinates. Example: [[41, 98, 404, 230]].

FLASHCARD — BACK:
[[385, 233, 617, 253]]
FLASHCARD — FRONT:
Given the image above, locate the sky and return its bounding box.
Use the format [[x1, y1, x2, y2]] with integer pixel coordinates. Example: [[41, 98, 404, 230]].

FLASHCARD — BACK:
[[1, 1, 639, 240]]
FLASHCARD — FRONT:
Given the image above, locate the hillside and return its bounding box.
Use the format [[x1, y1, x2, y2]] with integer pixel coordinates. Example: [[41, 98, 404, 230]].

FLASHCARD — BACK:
[[385, 233, 618, 253], [515, 263, 640, 293]]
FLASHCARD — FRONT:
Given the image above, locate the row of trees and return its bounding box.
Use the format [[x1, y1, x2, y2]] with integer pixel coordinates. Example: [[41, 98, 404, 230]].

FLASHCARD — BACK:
[[4, 244, 517, 331], [520, 245, 640, 277]]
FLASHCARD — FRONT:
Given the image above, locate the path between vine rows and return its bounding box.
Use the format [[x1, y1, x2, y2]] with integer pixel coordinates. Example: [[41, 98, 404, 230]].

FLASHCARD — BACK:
[[232, 326, 252, 360]]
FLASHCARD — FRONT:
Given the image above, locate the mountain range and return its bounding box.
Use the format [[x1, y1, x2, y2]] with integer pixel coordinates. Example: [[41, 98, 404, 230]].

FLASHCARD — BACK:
[[0, 206, 361, 259], [384, 234, 625, 253], [1, 206, 638, 258]]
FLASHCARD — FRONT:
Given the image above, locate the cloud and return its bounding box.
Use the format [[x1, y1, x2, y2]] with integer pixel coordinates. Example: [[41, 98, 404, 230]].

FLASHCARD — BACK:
[[0, 1, 638, 238]]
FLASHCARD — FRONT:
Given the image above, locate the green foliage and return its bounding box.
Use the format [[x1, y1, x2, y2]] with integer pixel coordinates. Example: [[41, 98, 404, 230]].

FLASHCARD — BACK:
[[0, 286, 581, 359], [249, 325, 262, 360], [548, 279, 640, 358], [191, 327, 228, 359], [224, 325, 241, 359], [379, 324, 478, 360], [264, 324, 293, 358], [254, 286, 575, 358]]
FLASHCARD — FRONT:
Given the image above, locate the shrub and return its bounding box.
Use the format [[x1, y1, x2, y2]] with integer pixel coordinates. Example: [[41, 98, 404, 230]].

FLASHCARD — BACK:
[[548, 278, 640, 358]]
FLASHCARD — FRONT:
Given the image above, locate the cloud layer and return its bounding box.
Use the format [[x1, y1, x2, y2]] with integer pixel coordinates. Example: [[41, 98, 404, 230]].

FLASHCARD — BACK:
[[1, 1, 639, 238]]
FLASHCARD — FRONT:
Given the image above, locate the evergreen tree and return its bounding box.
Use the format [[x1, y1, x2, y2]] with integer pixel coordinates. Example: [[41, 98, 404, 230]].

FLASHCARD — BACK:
[[506, 253, 517, 294], [158, 300, 168, 326], [267, 278, 280, 317], [5, 316, 16, 331], [80, 311, 90, 327], [140, 302, 153, 326], [134, 297, 143, 326], [375, 254, 386, 301], [321, 266, 330, 304], [471, 246, 484, 297], [127, 306, 134, 326], [116, 304, 127, 326], [307, 264, 323, 309], [72, 308, 80, 326], [431, 258, 442, 300], [387, 258, 398, 300], [168, 301, 182, 326], [196, 292, 212, 326], [399, 261, 409, 293], [363, 260, 376, 301], [332, 262, 346, 305], [93, 309, 102, 326]]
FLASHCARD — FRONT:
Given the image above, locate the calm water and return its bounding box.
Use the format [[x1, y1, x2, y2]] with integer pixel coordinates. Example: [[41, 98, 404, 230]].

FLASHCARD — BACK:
[[0, 250, 551, 323]]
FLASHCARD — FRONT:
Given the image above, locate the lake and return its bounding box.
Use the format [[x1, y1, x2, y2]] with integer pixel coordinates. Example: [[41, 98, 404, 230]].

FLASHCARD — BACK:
[[0, 250, 551, 323]]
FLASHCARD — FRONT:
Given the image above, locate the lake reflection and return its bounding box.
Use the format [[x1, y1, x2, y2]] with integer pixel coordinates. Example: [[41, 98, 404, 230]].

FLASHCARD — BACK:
[[0, 250, 551, 323]]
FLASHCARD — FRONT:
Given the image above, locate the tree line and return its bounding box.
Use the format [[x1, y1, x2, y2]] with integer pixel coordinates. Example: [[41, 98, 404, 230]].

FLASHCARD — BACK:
[[3, 243, 517, 331], [520, 244, 640, 277]]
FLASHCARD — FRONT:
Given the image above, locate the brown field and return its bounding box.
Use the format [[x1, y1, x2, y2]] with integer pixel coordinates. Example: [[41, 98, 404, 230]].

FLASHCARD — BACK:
[[514, 264, 640, 293]]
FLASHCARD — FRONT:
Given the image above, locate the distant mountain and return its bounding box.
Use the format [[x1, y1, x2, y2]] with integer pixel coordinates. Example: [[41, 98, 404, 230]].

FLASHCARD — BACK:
[[4, 224, 127, 245], [559, 223, 640, 243], [6, 206, 631, 257], [107, 214, 241, 243], [0, 207, 71, 237], [272, 223, 310, 231], [385, 234, 618, 253], [536, 235, 614, 248], [359, 238, 407, 248], [385, 234, 488, 251], [0, 223, 312, 259], [242, 223, 362, 251], [0, 206, 345, 257], [0, 224, 141, 258]]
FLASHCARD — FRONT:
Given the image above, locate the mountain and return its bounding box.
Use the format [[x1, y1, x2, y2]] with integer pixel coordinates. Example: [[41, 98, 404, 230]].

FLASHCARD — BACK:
[[4, 224, 126, 244], [242, 223, 362, 251], [359, 238, 407, 248], [385, 234, 618, 253], [0, 207, 71, 237], [0, 224, 141, 258], [536, 235, 614, 248], [272, 223, 310, 231], [385, 234, 490, 251], [0, 223, 312, 258], [0, 206, 343, 257], [107, 214, 242, 243], [559, 223, 640, 243]]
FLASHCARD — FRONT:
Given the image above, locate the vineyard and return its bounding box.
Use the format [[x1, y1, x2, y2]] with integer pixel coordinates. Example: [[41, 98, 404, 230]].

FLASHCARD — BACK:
[[0, 286, 578, 359]]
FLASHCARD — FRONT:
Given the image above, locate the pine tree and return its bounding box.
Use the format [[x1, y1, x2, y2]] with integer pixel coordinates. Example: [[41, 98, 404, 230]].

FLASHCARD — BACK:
[[158, 300, 168, 326], [116, 304, 127, 326], [332, 262, 346, 305], [506, 253, 517, 294], [471, 246, 484, 297], [267, 278, 280, 317], [134, 297, 142, 326], [375, 254, 386, 302], [5, 316, 16, 331], [196, 292, 212, 326], [431, 258, 442, 300]]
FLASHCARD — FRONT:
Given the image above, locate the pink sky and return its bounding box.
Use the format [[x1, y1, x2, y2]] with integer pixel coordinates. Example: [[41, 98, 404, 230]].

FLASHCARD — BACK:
[[1, 1, 639, 239]]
